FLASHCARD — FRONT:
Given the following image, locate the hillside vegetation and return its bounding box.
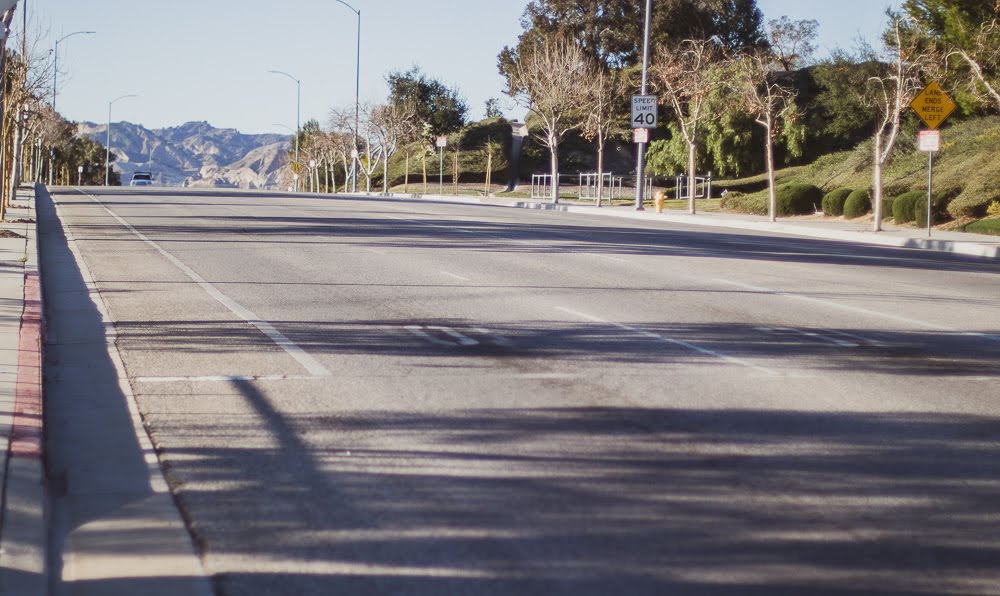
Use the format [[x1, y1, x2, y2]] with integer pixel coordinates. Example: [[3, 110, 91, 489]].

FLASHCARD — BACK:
[[716, 115, 1000, 228]]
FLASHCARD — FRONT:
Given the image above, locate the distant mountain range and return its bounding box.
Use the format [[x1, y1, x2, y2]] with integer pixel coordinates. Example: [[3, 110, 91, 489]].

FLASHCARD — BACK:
[[78, 121, 292, 188]]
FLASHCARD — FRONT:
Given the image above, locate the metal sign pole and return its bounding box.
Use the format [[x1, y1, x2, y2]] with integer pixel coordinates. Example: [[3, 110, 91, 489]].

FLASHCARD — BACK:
[[927, 150, 933, 238], [634, 0, 652, 211]]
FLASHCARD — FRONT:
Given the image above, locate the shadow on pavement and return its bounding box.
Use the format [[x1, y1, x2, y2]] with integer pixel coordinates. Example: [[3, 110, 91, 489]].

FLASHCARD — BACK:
[[140, 388, 1000, 595], [37, 187, 208, 595]]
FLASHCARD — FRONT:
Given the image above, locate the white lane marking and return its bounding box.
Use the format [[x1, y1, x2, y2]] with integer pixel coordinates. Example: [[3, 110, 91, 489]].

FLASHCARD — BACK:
[[405, 325, 456, 347], [556, 307, 780, 376], [440, 271, 471, 282], [76, 189, 332, 378], [428, 326, 479, 346], [716, 278, 1000, 344], [137, 375, 317, 384], [474, 328, 513, 347], [826, 329, 888, 348]]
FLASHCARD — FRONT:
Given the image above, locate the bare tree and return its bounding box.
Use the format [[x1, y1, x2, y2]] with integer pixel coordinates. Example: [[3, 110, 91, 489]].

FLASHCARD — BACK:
[[369, 101, 418, 193], [767, 16, 819, 72], [728, 51, 798, 223], [863, 15, 931, 231], [651, 39, 723, 215], [581, 67, 628, 207], [946, 19, 1000, 109], [332, 105, 382, 193], [504, 36, 594, 203]]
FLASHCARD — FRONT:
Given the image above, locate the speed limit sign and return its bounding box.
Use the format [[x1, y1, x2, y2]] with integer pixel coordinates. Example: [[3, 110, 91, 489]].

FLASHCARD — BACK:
[[631, 95, 658, 129]]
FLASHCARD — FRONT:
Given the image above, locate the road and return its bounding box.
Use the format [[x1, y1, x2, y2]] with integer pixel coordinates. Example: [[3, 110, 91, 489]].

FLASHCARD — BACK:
[[40, 187, 1000, 595]]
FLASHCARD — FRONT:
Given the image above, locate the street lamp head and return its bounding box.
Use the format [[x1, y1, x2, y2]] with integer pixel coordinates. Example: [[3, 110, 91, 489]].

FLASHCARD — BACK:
[[57, 30, 97, 45], [334, 0, 360, 16], [267, 69, 299, 84], [110, 93, 139, 106]]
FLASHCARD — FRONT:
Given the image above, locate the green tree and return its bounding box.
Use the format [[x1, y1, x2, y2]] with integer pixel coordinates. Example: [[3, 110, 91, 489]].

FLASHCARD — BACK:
[[498, 0, 765, 75], [903, 0, 1000, 110], [386, 66, 468, 136]]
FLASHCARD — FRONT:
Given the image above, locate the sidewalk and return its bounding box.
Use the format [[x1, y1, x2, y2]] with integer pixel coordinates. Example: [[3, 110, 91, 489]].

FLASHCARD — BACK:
[[0, 185, 45, 595]]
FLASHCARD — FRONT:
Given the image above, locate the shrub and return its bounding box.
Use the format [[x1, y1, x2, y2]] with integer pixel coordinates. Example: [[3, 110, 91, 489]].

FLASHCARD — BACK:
[[987, 201, 1000, 218], [882, 197, 894, 220], [892, 191, 923, 224], [947, 156, 1000, 218], [914, 193, 949, 227], [843, 189, 872, 219], [775, 183, 823, 216], [821, 187, 854, 216], [720, 191, 767, 215]]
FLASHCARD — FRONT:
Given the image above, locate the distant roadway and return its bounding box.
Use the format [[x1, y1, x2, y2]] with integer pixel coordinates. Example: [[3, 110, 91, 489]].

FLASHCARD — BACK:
[[41, 187, 1000, 595]]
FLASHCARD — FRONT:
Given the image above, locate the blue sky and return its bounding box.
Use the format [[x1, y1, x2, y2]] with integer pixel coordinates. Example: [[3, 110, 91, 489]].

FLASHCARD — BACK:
[[31, 0, 897, 134]]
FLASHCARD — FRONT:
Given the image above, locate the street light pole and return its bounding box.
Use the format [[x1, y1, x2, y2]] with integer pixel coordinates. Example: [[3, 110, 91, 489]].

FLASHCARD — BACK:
[[335, 0, 361, 193], [268, 70, 301, 191], [106, 93, 137, 186], [51, 30, 95, 186]]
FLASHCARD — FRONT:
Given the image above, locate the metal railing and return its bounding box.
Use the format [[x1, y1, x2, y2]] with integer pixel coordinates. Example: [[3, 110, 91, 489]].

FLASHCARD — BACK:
[[578, 172, 624, 202]]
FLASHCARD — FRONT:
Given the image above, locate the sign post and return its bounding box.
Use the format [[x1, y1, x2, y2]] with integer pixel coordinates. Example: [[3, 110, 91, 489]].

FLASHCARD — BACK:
[[911, 83, 955, 239], [917, 130, 940, 238], [436, 136, 447, 195], [632, 0, 654, 211]]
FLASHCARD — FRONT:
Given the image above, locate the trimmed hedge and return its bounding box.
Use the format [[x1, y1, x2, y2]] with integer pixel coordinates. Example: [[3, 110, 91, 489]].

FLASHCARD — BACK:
[[914, 193, 949, 227], [775, 184, 823, 216], [843, 189, 872, 219], [882, 197, 894, 220], [822, 187, 854, 216], [892, 191, 923, 224]]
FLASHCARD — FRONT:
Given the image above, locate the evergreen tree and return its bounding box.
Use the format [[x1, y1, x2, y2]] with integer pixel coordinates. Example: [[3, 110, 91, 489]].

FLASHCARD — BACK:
[[386, 67, 468, 136]]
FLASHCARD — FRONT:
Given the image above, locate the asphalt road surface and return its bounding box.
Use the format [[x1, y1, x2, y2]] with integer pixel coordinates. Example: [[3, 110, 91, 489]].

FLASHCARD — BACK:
[[42, 187, 1000, 595]]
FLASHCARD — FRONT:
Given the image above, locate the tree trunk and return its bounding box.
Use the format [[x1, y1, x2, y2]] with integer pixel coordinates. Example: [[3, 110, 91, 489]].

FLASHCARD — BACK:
[[8, 113, 22, 207], [422, 153, 427, 194], [764, 124, 777, 223], [549, 139, 560, 204], [404, 152, 409, 194], [687, 141, 697, 215], [873, 134, 884, 232], [485, 151, 492, 196], [453, 150, 460, 194], [383, 153, 389, 194], [596, 135, 605, 207]]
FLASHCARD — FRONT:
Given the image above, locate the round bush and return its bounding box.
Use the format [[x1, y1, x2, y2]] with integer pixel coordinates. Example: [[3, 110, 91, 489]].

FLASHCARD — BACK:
[[821, 187, 854, 216], [882, 197, 895, 220], [892, 191, 923, 224], [914, 193, 949, 227], [775, 183, 823, 216], [843, 189, 872, 219]]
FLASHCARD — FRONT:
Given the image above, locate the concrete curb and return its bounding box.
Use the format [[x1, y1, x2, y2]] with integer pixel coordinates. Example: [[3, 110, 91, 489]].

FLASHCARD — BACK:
[[0, 185, 47, 596], [557, 204, 1000, 261]]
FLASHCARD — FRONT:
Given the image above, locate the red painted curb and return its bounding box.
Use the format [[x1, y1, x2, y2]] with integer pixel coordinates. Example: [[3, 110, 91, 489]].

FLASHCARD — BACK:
[[11, 271, 42, 459]]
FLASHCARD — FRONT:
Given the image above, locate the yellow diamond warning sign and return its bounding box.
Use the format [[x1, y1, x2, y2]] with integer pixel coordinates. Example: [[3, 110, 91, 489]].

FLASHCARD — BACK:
[[911, 82, 956, 130]]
